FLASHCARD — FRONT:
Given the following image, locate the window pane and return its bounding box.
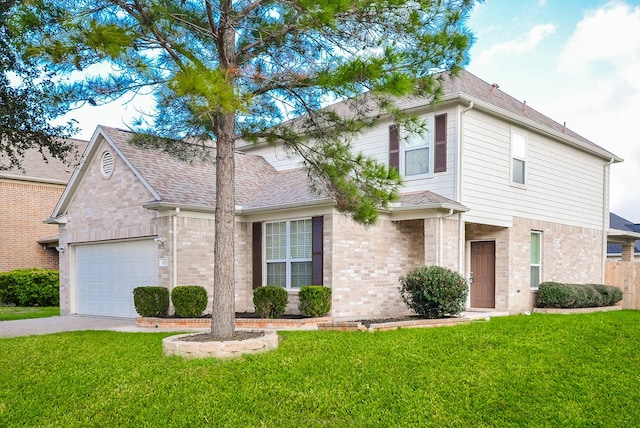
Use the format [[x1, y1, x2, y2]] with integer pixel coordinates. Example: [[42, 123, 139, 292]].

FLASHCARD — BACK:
[[405, 147, 430, 176], [530, 266, 541, 289], [290, 219, 312, 259], [531, 233, 541, 264], [265, 222, 286, 259], [512, 133, 526, 158], [266, 262, 286, 287], [512, 158, 525, 184], [291, 261, 312, 288], [405, 133, 428, 149]]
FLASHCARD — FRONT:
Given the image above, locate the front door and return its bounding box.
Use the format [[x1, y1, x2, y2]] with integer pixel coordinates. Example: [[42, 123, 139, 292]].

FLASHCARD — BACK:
[[470, 241, 496, 308]]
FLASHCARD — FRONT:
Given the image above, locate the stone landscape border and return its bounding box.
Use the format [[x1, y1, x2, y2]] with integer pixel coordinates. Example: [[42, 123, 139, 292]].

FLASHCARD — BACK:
[[163, 330, 279, 360]]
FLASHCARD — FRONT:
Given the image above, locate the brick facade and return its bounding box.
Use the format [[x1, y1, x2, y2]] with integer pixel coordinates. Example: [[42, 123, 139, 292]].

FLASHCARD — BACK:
[[0, 179, 64, 272], [328, 214, 425, 320], [465, 217, 603, 313]]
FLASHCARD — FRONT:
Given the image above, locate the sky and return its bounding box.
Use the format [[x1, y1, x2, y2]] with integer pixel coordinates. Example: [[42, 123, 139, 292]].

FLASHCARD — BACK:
[[60, 0, 640, 222]]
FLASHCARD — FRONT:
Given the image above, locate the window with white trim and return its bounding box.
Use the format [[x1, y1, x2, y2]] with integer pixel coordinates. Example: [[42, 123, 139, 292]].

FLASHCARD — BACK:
[[265, 219, 312, 289], [511, 131, 526, 185], [530, 231, 542, 289], [401, 120, 433, 177]]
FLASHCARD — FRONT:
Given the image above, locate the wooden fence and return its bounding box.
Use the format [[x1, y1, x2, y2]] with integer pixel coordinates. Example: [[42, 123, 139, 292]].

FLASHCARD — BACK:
[[605, 261, 640, 309]]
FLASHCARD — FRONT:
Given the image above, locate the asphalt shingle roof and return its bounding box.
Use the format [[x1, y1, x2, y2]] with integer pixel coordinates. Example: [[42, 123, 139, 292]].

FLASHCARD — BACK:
[[0, 139, 88, 184]]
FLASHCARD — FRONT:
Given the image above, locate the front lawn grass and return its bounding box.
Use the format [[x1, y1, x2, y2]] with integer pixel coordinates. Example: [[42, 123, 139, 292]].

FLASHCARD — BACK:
[[0, 306, 59, 321], [1, 311, 640, 427]]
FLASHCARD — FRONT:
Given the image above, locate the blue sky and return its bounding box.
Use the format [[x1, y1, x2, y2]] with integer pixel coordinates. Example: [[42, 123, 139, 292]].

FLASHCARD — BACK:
[[466, 0, 640, 221], [63, 0, 640, 221]]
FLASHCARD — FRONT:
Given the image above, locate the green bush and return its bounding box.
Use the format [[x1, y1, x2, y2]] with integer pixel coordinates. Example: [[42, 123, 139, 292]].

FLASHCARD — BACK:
[[171, 285, 208, 318], [591, 284, 624, 306], [133, 286, 169, 317], [0, 269, 59, 306], [536, 282, 623, 308], [398, 265, 468, 319], [253, 286, 288, 319], [298, 286, 331, 317]]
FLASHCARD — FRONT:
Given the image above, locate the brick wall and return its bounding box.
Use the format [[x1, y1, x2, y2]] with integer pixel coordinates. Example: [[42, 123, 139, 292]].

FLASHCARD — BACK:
[[465, 217, 603, 313], [58, 142, 158, 314], [157, 214, 253, 314], [0, 179, 64, 272], [328, 213, 425, 321]]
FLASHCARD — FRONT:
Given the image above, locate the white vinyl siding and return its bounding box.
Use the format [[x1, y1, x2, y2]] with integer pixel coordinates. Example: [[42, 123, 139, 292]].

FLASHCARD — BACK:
[[237, 110, 458, 200], [461, 109, 605, 229], [265, 219, 312, 289]]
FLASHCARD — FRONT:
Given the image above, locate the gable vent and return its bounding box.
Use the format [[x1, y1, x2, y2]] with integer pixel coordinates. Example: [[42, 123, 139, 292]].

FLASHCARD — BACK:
[[100, 151, 114, 178]]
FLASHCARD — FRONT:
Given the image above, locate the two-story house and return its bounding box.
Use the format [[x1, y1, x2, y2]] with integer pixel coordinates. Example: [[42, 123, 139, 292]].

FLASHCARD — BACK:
[[1, 141, 87, 272], [47, 70, 620, 319]]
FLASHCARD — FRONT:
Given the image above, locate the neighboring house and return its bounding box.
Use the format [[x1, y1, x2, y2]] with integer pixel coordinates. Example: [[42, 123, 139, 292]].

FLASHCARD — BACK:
[[607, 213, 640, 261], [48, 70, 621, 319], [0, 141, 87, 272]]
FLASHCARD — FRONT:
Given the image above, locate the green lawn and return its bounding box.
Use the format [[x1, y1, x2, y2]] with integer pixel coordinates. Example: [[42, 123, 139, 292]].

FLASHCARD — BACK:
[[1, 311, 639, 427], [0, 306, 59, 321]]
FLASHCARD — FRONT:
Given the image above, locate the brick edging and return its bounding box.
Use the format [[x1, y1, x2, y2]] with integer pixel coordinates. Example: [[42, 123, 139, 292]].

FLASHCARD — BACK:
[[136, 316, 332, 329]]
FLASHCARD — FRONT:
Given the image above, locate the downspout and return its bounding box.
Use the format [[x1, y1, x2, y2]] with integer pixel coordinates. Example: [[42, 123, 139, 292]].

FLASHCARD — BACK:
[[458, 101, 474, 275], [602, 158, 614, 282], [173, 207, 180, 291]]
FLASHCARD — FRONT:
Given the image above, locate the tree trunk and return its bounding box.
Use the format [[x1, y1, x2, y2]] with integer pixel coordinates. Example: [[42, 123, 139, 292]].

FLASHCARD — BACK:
[[211, 113, 236, 339]]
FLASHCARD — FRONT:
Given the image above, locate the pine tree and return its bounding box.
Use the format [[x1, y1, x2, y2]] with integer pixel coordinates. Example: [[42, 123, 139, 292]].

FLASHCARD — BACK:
[[9, 0, 477, 339]]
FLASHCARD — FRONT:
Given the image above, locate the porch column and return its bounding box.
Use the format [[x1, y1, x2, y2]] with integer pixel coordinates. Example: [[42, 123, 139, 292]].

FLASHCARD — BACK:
[[621, 242, 635, 262]]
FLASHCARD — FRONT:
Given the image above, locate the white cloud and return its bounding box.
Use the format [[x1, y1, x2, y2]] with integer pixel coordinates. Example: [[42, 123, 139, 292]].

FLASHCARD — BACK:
[[558, 1, 640, 76], [550, 1, 640, 220], [476, 23, 557, 65]]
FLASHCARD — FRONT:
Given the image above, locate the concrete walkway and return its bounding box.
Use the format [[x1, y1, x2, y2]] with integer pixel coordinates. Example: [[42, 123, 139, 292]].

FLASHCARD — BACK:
[[0, 315, 204, 339]]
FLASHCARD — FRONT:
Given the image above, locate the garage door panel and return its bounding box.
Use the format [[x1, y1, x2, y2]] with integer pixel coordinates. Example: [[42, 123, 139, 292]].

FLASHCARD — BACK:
[[75, 240, 158, 318]]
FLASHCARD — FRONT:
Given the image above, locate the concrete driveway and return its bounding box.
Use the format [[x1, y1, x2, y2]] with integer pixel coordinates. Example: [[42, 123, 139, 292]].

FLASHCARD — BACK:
[[0, 315, 201, 339]]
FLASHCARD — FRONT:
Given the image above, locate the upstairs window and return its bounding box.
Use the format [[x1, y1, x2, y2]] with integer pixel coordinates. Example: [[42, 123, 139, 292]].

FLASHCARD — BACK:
[[404, 131, 431, 176], [511, 131, 527, 185], [389, 114, 447, 177]]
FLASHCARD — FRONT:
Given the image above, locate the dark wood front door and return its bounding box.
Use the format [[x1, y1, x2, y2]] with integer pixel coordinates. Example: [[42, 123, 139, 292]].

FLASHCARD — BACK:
[[470, 241, 496, 308]]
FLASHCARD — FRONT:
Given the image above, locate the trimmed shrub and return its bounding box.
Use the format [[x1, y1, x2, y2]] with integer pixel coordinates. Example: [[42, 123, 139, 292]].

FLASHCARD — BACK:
[[536, 282, 623, 308], [298, 286, 331, 317], [591, 284, 624, 306], [171, 286, 208, 318], [0, 269, 59, 306], [399, 265, 468, 319], [133, 286, 169, 317], [253, 286, 288, 319]]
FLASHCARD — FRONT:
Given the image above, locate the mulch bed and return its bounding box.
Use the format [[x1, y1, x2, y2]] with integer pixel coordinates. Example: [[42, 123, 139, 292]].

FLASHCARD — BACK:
[[178, 330, 265, 342]]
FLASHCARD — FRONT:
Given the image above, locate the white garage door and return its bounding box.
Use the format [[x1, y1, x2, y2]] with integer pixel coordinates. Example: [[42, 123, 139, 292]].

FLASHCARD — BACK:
[[75, 240, 158, 318]]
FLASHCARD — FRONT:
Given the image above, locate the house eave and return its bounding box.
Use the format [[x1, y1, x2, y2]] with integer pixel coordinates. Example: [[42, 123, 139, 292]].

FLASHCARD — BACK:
[[142, 201, 216, 213], [607, 229, 640, 244]]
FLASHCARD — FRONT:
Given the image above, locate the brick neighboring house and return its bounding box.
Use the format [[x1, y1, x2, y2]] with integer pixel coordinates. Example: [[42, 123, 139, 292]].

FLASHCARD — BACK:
[[47, 70, 621, 319], [0, 140, 87, 272]]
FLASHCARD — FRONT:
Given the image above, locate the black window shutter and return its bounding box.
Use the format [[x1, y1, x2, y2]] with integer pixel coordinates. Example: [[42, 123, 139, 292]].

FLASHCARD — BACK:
[[434, 114, 447, 173], [252, 222, 262, 289], [312, 216, 323, 285], [389, 124, 400, 171]]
